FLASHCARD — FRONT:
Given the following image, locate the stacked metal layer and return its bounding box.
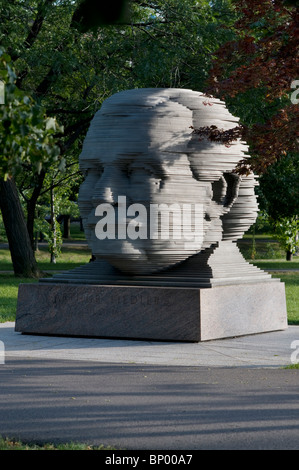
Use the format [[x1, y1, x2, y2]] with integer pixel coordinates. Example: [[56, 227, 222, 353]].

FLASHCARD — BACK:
[[43, 88, 272, 285]]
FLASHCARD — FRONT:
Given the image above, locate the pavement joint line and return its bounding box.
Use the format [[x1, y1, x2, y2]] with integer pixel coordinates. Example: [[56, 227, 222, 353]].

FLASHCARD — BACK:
[[0, 323, 298, 368]]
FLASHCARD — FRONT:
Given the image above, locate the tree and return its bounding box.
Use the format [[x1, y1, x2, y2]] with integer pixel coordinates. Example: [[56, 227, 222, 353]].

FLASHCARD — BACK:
[[205, 0, 298, 174], [0, 177, 41, 277], [1, 0, 236, 275], [30, 164, 81, 261], [273, 217, 299, 261], [257, 153, 299, 260], [0, 50, 62, 277], [0, 50, 61, 180]]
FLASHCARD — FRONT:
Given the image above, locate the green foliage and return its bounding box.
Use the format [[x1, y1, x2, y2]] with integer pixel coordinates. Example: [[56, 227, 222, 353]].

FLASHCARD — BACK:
[[256, 154, 299, 260], [0, 213, 6, 242], [258, 153, 299, 220], [244, 210, 299, 260], [41, 217, 63, 261], [0, 50, 63, 179], [206, 0, 298, 174], [272, 272, 299, 325], [273, 216, 299, 257]]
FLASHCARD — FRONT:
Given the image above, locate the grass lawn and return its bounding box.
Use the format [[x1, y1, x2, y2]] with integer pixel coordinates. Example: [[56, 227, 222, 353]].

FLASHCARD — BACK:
[[0, 244, 91, 272], [251, 258, 299, 270], [0, 221, 91, 271], [0, 274, 39, 322], [271, 272, 299, 324], [0, 436, 116, 450]]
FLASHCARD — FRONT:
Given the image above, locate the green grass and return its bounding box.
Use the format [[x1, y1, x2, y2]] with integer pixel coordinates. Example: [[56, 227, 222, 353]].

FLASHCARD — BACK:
[[251, 258, 299, 270], [0, 274, 38, 322], [0, 244, 91, 272], [0, 222, 90, 271], [0, 436, 117, 450], [243, 233, 274, 239], [271, 273, 299, 324], [238, 238, 286, 259]]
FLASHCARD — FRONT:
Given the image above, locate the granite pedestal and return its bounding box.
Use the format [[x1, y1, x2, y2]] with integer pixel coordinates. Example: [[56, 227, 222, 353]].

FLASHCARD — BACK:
[[15, 280, 287, 342]]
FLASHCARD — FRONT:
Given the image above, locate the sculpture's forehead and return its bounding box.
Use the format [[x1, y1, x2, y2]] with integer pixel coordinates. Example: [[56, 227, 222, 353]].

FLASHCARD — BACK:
[[80, 103, 195, 165], [99, 88, 235, 124], [81, 88, 240, 157], [79, 88, 247, 179]]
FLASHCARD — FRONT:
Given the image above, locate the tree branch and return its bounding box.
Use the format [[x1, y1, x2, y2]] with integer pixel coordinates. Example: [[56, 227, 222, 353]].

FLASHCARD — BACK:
[[40, 170, 81, 196], [24, 0, 55, 51]]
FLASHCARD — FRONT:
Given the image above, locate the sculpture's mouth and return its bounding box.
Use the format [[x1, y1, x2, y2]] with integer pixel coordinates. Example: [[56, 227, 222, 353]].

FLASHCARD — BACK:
[[95, 251, 189, 276], [90, 233, 205, 275]]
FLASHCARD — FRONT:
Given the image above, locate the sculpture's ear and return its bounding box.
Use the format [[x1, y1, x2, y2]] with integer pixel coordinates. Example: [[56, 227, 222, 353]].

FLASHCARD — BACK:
[[212, 172, 241, 213]]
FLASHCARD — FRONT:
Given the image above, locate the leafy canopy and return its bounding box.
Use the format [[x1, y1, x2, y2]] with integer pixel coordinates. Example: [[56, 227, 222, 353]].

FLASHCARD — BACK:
[[206, 0, 299, 174], [0, 49, 63, 180]]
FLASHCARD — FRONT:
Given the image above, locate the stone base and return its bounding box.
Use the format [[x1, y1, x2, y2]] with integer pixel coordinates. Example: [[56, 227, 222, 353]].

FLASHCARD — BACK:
[[15, 280, 287, 342]]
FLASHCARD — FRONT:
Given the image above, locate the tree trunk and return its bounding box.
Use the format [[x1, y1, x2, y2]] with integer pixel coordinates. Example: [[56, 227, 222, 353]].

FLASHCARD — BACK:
[[63, 214, 71, 238], [26, 169, 46, 250], [286, 250, 292, 261], [0, 177, 41, 277], [27, 199, 36, 250], [50, 185, 56, 263]]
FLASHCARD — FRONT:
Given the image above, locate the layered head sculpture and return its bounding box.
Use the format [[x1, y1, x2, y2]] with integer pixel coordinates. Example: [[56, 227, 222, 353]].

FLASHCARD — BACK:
[[78, 88, 258, 275]]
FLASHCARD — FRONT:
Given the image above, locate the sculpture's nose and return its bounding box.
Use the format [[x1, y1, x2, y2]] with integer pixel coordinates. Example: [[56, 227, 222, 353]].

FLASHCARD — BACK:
[[92, 167, 118, 206]]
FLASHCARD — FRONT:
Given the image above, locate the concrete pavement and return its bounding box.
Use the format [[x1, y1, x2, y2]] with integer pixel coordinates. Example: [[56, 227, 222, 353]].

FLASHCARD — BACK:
[[0, 323, 299, 450], [1, 322, 298, 368]]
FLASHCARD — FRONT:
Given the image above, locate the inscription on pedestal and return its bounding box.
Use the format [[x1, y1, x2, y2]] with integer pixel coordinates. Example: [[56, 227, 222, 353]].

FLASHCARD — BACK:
[[15, 281, 287, 342], [16, 283, 200, 341]]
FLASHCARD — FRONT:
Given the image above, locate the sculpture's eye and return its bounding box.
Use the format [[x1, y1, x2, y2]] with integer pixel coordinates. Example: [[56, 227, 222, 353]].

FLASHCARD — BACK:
[[126, 163, 161, 183], [85, 166, 104, 180], [211, 173, 240, 209], [128, 165, 153, 181], [212, 176, 226, 205]]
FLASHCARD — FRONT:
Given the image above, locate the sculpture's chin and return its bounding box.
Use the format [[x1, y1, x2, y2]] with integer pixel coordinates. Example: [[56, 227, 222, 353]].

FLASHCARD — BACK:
[[97, 253, 182, 276], [92, 238, 203, 275]]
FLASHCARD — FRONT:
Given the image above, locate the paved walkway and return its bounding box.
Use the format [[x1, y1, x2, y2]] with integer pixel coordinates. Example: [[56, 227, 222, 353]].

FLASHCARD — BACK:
[[1, 322, 298, 368], [0, 323, 298, 450]]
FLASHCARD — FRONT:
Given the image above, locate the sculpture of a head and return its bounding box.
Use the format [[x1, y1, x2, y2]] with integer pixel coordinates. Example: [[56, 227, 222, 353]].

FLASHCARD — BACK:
[[78, 88, 258, 275]]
